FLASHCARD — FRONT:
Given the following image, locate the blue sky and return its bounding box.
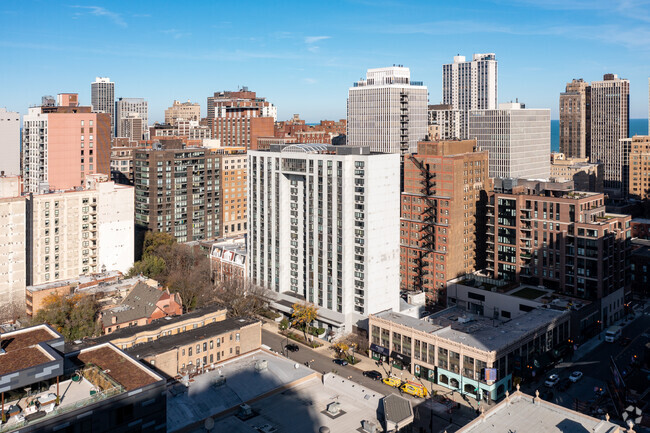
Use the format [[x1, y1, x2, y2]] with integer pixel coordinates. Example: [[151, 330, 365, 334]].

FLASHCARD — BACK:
[[2, 0, 650, 122]]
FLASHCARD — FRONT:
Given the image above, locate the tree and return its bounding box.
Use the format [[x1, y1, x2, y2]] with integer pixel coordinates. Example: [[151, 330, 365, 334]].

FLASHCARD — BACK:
[[0, 300, 26, 324], [127, 254, 166, 279], [208, 277, 274, 318], [33, 293, 100, 341], [291, 302, 318, 341], [332, 341, 350, 359], [142, 231, 175, 258]]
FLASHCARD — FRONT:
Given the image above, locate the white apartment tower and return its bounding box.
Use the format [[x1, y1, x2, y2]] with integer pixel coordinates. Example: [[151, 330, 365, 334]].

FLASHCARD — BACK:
[[248, 144, 400, 334], [590, 74, 629, 197], [469, 102, 550, 180], [347, 66, 428, 154], [0, 177, 26, 307], [91, 77, 115, 136], [443, 53, 498, 139], [0, 108, 21, 176], [116, 97, 148, 139]]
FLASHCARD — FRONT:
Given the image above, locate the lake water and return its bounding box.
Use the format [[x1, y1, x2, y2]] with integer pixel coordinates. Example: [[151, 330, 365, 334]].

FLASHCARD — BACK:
[[551, 119, 648, 152]]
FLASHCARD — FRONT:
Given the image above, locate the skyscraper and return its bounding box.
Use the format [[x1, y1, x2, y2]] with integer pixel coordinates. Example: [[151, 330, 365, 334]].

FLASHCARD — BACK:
[[347, 66, 428, 154], [559, 79, 590, 159], [443, 54, 498, 139], [248, 144, 400, 334], [91, 77, 115, 137], [590, 74, 629, 197], [22, 94, 111, 193], [116, 97, 148, 139], [469, 102, 550, 180], [0, 107, 21, 175]]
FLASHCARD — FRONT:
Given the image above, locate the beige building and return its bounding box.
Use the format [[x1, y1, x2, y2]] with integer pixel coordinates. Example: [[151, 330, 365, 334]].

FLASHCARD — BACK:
[[559, 79, 590, 159], [118, 113, 144, 142], [26, 174, 134, 286], [110, 146, 138, 185], [127, 317, 261, 377], [627, 135, 650, 200], [369, 307, 569, 402], [550, 152, 603, 192], [164, 100, 201, 125], [0, 176, 26, 307]]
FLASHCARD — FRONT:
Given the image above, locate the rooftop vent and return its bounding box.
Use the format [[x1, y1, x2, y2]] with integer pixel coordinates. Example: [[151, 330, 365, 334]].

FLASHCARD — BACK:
[[327, 402, 342, 415]]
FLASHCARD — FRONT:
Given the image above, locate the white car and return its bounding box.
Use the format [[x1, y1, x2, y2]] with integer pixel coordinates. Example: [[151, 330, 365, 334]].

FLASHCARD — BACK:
[[545, 374, 560, 387], [569, 371, 583, 382]]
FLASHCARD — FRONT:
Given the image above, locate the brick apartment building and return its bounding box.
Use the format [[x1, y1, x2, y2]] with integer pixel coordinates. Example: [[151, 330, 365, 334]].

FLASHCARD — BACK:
[[626, 135, 650, 200], [487, 180, 631, 305], [274, 114, 346, 144], [400, 140, 491, 304]]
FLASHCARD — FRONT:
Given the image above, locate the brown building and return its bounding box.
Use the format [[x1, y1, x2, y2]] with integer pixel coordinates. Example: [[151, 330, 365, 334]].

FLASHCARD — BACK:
[[400, 140, 491, 304], [274, 114, 346, 144], [134, 146, 222, 242], [559, 79, 590, 159], [487, 181, 631, 302], [215, 147, 247, 237], [627, 135, 650, 200], [256, 136, 297, 150], [631, 218, 650, 239], [110, 146, 139, 185], [630, 239, 650, 298], [126, 317, 261, 377], [209, 237, 247, 282], [550, 152, 603, 192]]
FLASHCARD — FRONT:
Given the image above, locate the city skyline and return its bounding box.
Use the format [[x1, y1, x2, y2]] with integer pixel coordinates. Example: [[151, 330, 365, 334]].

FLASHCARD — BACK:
[[2, 0, 650, 123]]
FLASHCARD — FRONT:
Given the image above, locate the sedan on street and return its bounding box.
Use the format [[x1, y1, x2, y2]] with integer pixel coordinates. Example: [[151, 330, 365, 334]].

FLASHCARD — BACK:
[[545, 374, 560, 387], [333, 359, 349, 366], [363, 370, 383, 380], [569, 371, 583, 382]]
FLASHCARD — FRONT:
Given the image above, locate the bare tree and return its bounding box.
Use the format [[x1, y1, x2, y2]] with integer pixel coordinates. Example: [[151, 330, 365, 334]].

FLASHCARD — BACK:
[[0, 300, 27, 325], [208, 277, 275, 317]]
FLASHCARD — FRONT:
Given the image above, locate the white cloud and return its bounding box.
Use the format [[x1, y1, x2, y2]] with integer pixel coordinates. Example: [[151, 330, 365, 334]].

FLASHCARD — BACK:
[[161, 29, 191, 39], [304, 36, 331, 44], [70, 6, 126, 27], [303, 78, 317, 84]]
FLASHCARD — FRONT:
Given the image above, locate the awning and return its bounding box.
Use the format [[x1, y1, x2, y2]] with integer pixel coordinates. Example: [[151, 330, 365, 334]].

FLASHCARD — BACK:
[[370, 343, 390, 357], [391, 351, 411, 365]]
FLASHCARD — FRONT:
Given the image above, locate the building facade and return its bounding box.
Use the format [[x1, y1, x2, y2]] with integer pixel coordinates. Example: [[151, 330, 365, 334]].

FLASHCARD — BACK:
[[487, 182, 631, 310], [443, 54, 498, 139], [117, 113, 144, 141], [134, 147, 221, 242], [549, 153, 603, 192], [427, 104, 460, 141], [347, 66, 428, 154], [164, 99, 201, 125], [26, 175, 134, 286], [91, 77, 115, 137], [210, 237, 247, 282], [115, 97, 148, 139], [248, 144, 400, 333], [469, 102, 550, 180], [400, 140, 491, 304], [559, 79, 590, 159], [626, 135, 650, 200], [590, 74, 630, 197], [0, 176, 26, 307], [218, 147, 247, 237], [0, 107, 21, 175], [22, 100, 111, 193]]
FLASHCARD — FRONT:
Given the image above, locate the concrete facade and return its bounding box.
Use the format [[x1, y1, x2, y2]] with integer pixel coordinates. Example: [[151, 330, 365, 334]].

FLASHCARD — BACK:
[[115, 97, 148, 139], [248, 144, 401, 333], [0, 107, 21, 176], [347, 66, 428, 154], [0, 177, 26, 307], [91, 77, 115, 137], [427, 104, 460, 140], [164, 99, 201, 125], [550, 152, 603, 192]]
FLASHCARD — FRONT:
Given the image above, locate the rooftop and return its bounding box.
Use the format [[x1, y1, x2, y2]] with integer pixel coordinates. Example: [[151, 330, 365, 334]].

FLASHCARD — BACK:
[[0, 326, 61, 375], [99, 282, 172, 328], [25, 271, 129, 293], [457, 390, 620, 433], [126, 317, 258, 359], [374, 309, 441, 333]]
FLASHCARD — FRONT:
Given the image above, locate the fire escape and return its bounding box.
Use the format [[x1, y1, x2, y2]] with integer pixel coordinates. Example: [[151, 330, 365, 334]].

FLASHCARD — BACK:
[[399, 91, 409, 153], [408, 155, 437, 295]]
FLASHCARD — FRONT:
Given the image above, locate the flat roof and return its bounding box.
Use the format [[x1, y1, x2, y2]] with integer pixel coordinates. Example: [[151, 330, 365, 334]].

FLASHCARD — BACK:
[[374, 309, 442, 333], [0, 326, 61, 375], [127, 317, 258, 359], [26, 270, 124, 292], [458, 391, 620, 433]]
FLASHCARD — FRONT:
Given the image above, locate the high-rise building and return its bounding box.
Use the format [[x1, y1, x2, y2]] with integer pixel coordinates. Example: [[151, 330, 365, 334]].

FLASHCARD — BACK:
[[26, 174, 134, 286], [559, 79, 591, 159], [134, 146, 221, 242], [116, 97, 148, 139], [626, 135, 650, 200], [205, 89, 275, 150], [400, 140, 491, 304], [91, 77, 115, 137], [248, 144, 400, 334], [0, 176, 26, 307], [487, 180, 630, 311], [165, 100, 201, 125], [427, 104, 460, 140], [469, 102, 550, 180], [347, 66, 428, 154], [22, 96, 111, 193], [118, 113, 145, 141], [590, 74, 630, 197], [443, 54, 498, 139], [215, 145, 247, 237], [0, 107, 21, 175]]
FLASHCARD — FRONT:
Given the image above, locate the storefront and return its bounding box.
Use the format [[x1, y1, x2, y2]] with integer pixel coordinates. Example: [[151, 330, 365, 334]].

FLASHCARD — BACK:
[[414, 364, 436, 383], [390, 351, 411, 371], [435, 367, 511, 402], [370, 343, 390, 362]]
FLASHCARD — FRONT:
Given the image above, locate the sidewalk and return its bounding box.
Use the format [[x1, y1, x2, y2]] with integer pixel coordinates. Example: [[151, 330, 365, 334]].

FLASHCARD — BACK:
[[573, 310, 642, 361]]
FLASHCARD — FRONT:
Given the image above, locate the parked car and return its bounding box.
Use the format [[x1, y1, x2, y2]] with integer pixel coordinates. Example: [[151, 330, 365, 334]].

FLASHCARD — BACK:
[[284, 344, 299, 352], [545, 374, 560, 387], [333, 359, 348, 366], [569, 371, 583, 383], [363, 370, 383, 380], [620, 337, 632, 347], [382, 376, 402, 388]]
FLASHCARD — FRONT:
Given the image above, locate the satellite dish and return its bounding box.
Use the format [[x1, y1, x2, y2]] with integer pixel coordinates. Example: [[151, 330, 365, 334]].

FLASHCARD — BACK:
[[204, 417, 215, 431]]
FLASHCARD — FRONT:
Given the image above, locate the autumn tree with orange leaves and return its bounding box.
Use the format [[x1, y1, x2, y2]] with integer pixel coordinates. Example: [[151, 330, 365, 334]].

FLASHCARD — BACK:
[[33, 293, 101, 341]]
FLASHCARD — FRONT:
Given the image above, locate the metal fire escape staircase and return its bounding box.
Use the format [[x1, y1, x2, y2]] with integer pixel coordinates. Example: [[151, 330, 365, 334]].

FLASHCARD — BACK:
[[408, 155, 436, 292]]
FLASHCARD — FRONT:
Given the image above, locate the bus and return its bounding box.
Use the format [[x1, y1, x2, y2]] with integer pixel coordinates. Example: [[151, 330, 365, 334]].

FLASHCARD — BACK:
[[605, 325, 623, 343]]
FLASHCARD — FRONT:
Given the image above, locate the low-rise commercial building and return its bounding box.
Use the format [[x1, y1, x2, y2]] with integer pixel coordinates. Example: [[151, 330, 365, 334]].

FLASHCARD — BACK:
[[127, 317, 261, 377], [369, 306, 570, 402]]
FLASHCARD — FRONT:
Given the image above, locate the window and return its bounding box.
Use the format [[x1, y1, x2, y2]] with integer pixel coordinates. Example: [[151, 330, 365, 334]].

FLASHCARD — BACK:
[[235, 333, 240, 342]]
